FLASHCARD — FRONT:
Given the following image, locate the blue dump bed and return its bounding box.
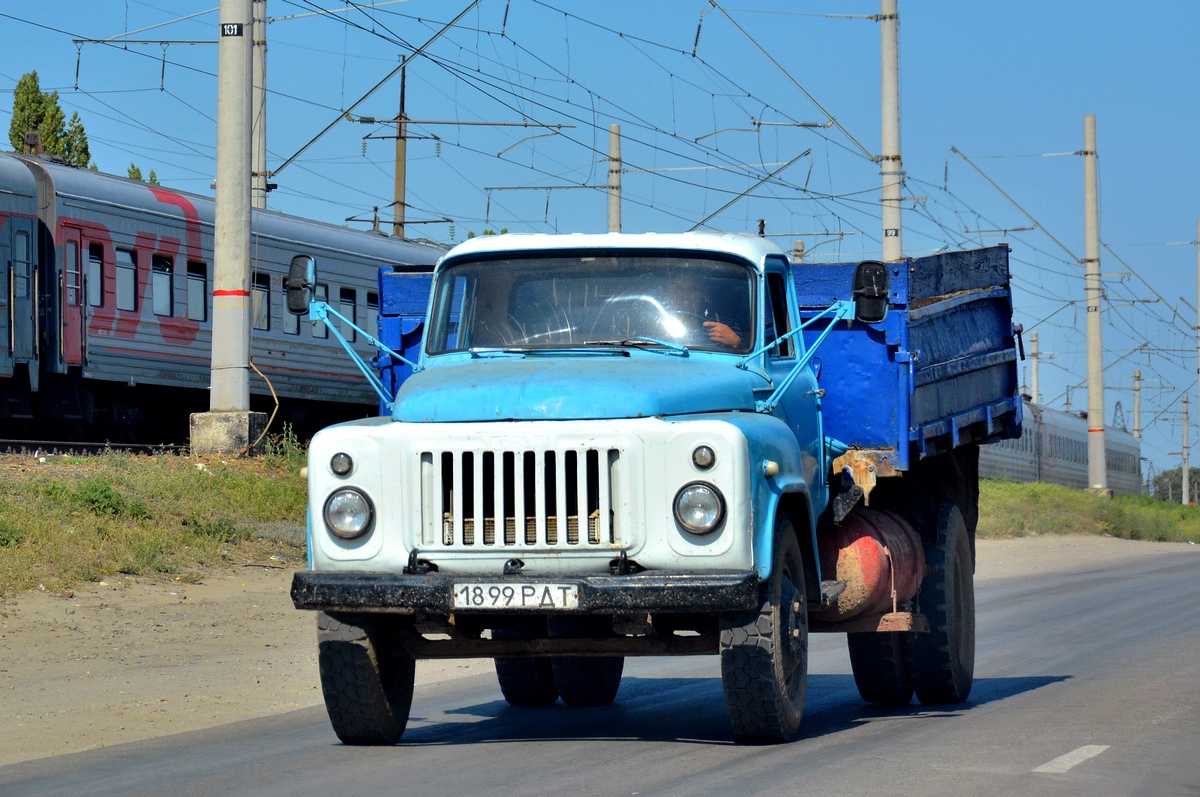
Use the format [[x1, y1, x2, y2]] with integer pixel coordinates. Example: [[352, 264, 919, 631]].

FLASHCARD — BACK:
[[796, 245, 1021, 471]]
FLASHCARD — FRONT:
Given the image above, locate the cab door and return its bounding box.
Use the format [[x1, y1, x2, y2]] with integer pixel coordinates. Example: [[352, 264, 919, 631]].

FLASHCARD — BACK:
[[763, 260, 824, 490], [59, 226, 85, 366]]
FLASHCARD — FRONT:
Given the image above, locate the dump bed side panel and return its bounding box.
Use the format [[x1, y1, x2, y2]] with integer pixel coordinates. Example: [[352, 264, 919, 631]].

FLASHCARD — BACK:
[[796, 245, 1020, 470]]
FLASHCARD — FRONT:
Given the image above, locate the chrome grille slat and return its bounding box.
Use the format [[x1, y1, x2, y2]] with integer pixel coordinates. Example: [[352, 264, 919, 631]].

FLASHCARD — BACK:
[[425, 444, 620, 550]]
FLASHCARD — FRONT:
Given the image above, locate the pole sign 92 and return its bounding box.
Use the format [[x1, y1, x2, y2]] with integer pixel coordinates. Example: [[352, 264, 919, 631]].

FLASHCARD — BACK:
[[220, 23, 244, 37]]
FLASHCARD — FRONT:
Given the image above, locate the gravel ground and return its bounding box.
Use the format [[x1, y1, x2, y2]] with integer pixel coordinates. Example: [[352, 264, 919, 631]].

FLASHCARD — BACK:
[[0, 534, 1194, 767]]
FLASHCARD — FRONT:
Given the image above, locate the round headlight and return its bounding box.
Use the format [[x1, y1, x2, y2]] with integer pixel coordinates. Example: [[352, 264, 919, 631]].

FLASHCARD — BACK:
[[674, 482, 725, 534], [324, 488, 374, 540], [692, 445, 716, 470], [330, 452, 354, 476]]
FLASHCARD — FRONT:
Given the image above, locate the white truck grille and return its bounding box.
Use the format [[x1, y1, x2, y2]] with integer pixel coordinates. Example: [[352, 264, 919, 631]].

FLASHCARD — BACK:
[[420, 446, 622, 549]]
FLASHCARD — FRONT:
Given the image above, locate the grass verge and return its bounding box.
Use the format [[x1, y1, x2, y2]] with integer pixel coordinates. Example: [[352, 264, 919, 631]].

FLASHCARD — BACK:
[[979, 478, 1200, 543], [0, 436, 307, 598], [4, 458, 1195, 598]]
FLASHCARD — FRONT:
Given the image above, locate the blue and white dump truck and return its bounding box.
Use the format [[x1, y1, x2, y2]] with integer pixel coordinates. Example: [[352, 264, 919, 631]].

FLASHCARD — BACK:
[[287, 232, 1021, 744]]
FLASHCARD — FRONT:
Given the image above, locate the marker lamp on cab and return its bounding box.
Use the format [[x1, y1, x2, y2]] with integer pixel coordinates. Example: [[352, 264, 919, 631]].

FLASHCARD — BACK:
[[674, 482, 725, 534], [330, 452, 354, 476], [324, 488, 374, 540]]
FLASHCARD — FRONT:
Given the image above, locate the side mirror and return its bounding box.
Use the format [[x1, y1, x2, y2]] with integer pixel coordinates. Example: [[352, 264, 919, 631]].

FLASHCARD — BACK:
[[851, 260, 890, 324], [286, 255, 316, 314]]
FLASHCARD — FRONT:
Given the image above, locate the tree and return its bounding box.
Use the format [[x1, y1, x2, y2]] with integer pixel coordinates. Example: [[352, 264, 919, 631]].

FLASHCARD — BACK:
[[38, 91, 66, 156], [9, 72, 45, 152], [8, 70, 93, 169], [61, 112, 91, 169], [126, 164, 160, 185], [1151, 466, 1200, 503]]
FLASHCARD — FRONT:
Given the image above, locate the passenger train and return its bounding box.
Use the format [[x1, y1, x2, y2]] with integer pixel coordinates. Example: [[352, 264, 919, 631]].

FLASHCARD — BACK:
[[979, 397, 1142, 494], [0, 151, 444, 443]]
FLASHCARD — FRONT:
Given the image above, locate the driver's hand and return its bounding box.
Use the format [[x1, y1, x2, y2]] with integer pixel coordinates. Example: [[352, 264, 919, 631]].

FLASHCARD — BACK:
[[704, 321, 741, 348]]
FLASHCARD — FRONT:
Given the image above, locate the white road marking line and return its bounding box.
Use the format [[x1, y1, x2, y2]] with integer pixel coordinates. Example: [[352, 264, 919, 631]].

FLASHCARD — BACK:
[[1033, 745, 1111, 774]]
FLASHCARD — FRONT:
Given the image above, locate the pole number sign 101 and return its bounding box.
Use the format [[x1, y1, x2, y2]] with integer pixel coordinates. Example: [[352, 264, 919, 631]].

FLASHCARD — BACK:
[[220, 23, 244, 37]]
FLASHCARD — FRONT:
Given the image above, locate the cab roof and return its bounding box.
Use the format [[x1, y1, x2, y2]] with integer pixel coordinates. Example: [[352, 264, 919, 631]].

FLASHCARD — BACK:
[[439, 231, 786, 272]]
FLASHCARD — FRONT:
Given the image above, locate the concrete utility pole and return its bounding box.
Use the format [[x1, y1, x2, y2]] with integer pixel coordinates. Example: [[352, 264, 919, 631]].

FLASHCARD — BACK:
[[1083, 114, 1108, 494], [879, 0, 902, 262], [1029, 330, 1040, 405], [1184, 394, 1191, 506], [1133, 369, 1142, 441], [251, 0, 268, 209], [191, 0, 266, 454], [608, 124, 622, 233]]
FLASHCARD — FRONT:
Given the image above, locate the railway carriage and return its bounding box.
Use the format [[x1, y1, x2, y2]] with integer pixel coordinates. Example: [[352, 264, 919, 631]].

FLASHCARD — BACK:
[[979, 398, 1142, 494], [0, 152, 444, 442]]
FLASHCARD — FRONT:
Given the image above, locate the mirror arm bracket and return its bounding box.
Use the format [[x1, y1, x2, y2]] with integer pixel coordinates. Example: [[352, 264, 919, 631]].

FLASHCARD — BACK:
[[309, 301, 423, 412], [754, 300, 855, 413]]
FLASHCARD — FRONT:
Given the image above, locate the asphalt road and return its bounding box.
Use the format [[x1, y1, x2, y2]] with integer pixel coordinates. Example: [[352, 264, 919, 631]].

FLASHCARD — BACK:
[[4, 552, 1199, 797]]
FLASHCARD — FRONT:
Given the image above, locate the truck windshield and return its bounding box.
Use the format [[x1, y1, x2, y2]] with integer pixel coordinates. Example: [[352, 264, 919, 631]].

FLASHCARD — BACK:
[[426, 252, 756, 355]]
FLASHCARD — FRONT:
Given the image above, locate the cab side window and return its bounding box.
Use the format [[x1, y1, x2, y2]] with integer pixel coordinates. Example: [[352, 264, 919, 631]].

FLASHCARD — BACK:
[[765, 271, 794, 358]]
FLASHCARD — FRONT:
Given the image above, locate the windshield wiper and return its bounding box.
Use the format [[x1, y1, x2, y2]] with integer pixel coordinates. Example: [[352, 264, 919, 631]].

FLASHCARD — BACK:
[[584, 336, 689, 355]]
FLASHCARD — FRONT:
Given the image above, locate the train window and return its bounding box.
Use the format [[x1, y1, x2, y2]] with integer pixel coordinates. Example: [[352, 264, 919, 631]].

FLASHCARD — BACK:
[[367, 291, 379, 340], [116, 248, 137, 311], [12, 231, 30, 299], [339, 288, 357, 343], [312, 284, 328, 338], [65, 242, 80, 307], [187, 261, 206, 321], [152, 255, 173, 317], [252, 272, 270, 331], [87, 244, 104, 307]]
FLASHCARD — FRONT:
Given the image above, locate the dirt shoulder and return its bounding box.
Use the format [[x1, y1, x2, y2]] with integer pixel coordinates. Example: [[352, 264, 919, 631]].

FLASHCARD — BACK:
[[1, 535, 1195, 767]]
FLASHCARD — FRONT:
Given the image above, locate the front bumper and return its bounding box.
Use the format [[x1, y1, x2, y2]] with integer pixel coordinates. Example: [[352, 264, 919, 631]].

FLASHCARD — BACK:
[[291, 569, 760, 614]]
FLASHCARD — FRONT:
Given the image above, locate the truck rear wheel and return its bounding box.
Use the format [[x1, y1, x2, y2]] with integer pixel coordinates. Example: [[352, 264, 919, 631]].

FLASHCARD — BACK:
[[493, 621, 560, 707], [317, 611, 415, 745], [719, 515, 808, 742], [906, 503, 975, 704], [548, 616, 624, 706], [847, 632, 914, 706]]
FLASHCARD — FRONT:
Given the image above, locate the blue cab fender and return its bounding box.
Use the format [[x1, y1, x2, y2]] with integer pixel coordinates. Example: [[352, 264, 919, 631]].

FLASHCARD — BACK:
[[702, 411, 824, 586]]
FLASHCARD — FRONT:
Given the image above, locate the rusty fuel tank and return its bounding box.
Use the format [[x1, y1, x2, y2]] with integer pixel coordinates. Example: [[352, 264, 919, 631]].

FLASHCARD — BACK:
[[811, 507, 926, 623]]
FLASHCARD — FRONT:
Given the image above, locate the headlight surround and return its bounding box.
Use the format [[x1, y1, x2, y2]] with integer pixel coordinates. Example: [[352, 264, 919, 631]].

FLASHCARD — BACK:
[[323, 488, 374, 540], [674, 482, 725, 534]]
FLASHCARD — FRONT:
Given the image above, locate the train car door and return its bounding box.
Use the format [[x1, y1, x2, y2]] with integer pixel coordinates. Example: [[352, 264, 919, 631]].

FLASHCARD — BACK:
[[0, 218, 11, 378], [59, 226, 85, 366], [9, 216, 37, 386]]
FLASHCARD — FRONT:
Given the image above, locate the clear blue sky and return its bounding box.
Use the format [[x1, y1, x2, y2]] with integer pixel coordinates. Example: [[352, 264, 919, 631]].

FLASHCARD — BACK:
[[1, 1, 1197, 480]]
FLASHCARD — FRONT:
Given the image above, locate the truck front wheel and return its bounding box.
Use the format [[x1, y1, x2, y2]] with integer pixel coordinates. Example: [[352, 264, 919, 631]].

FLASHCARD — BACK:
[[906, 502, 975, 704], [317, 611, 415, 745], [719, 515, 808, 742]]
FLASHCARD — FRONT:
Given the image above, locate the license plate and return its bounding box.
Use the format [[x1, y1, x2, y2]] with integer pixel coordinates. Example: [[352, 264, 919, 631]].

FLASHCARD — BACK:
[[452, 582, 580, 610]]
